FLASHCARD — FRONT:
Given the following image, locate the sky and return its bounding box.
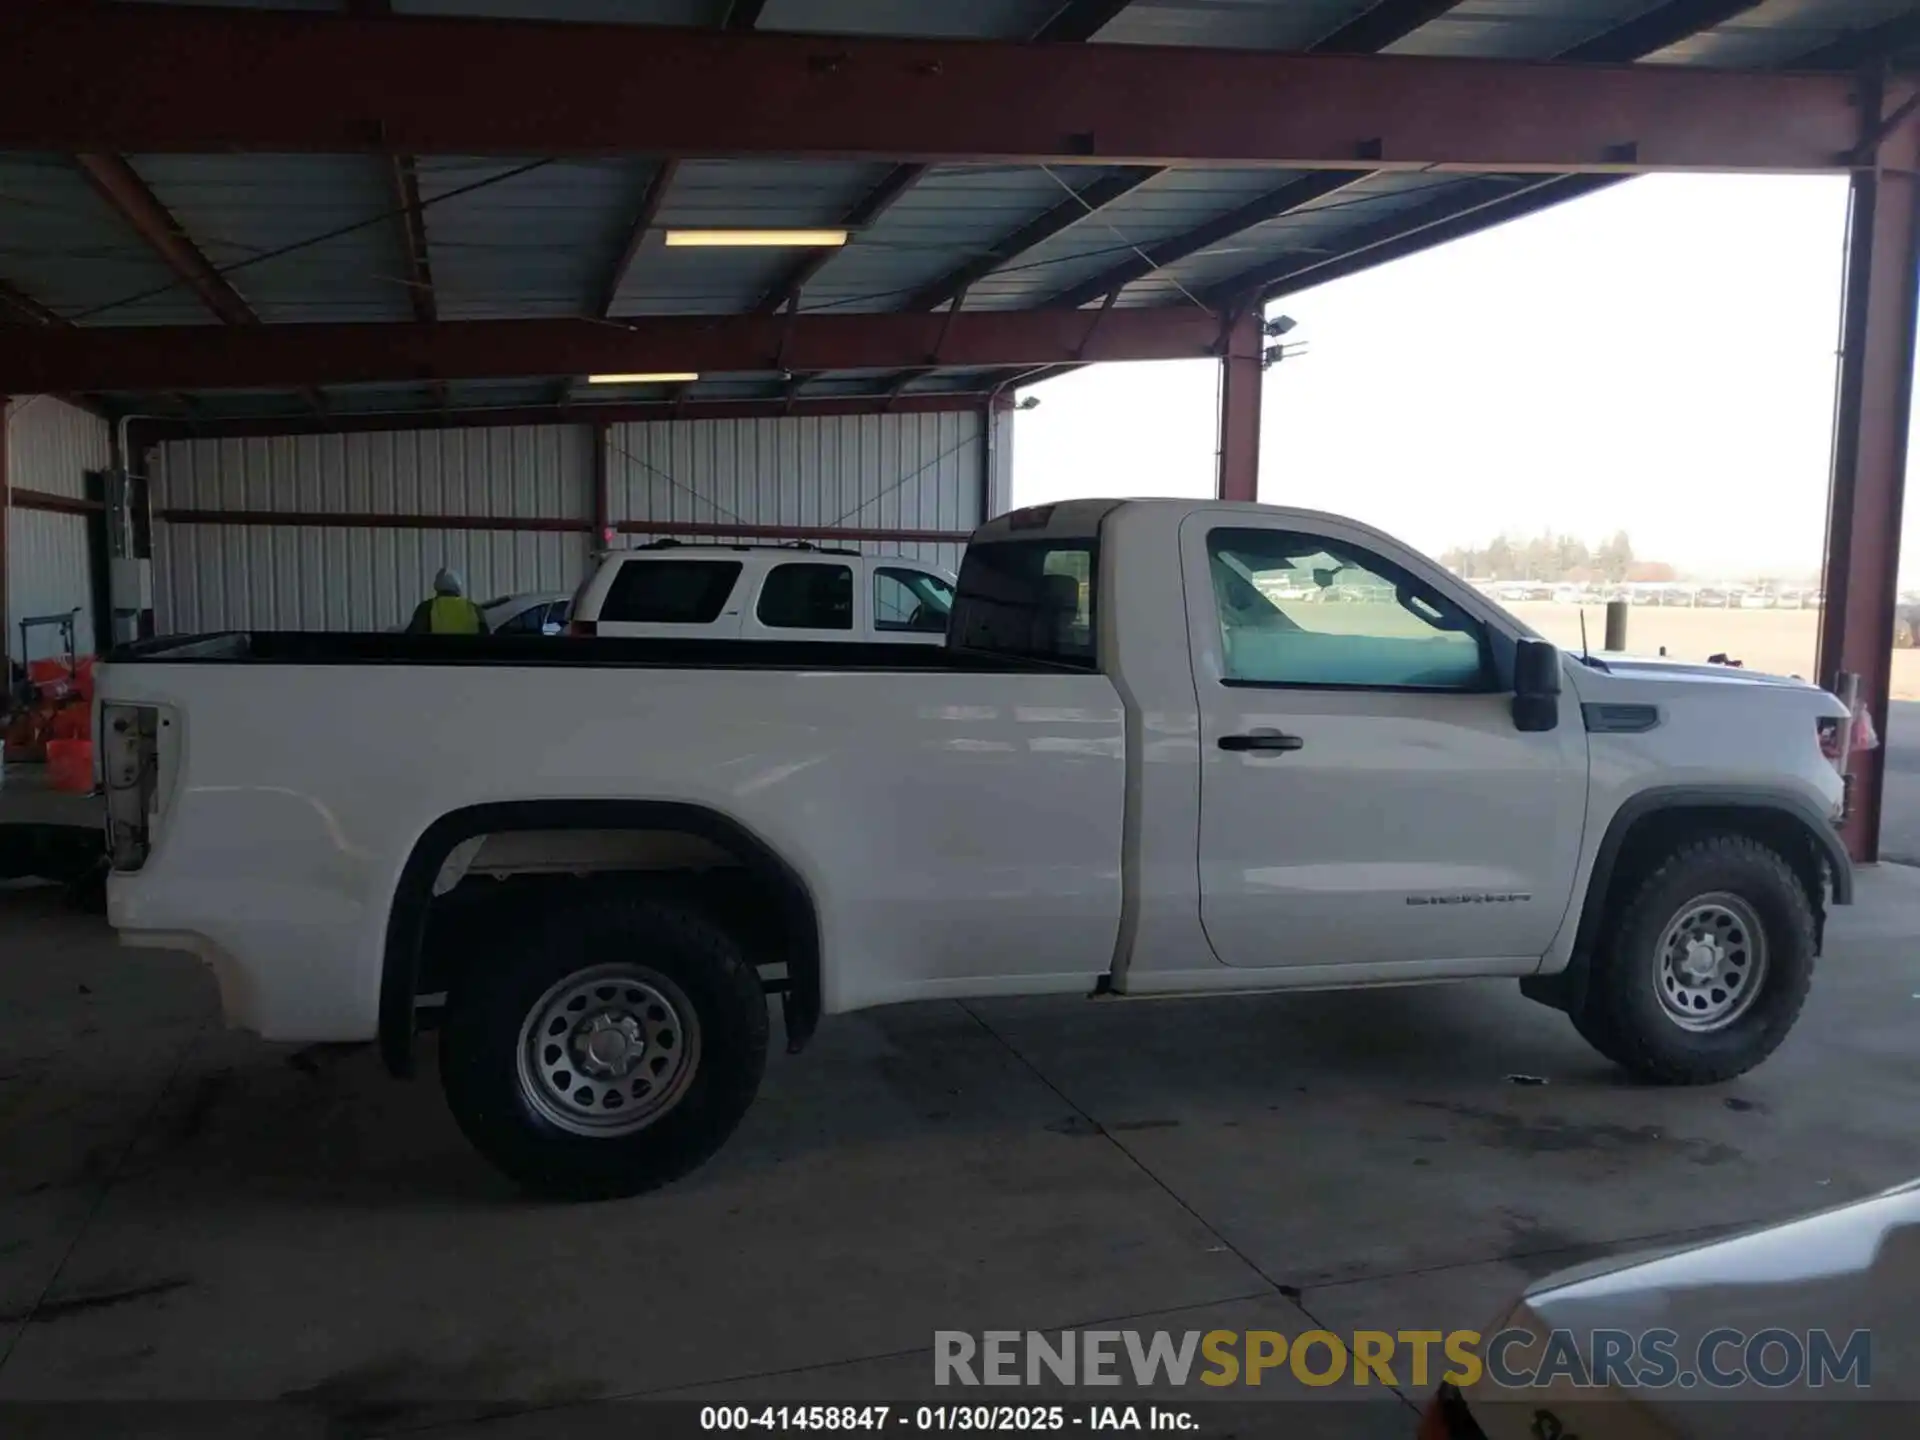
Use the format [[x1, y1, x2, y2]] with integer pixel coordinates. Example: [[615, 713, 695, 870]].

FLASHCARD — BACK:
[[1011, 174, 1874, 584]]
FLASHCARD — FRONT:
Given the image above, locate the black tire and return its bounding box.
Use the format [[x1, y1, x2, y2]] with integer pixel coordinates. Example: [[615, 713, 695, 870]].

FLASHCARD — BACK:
[[1572, 834, 1815, 1085], [439, 894, 768, 1201]]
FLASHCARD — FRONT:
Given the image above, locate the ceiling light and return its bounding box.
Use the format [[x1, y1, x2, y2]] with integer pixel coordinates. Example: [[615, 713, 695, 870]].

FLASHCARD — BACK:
[[585, 372, 700, 385], [663, 229, 849, 248]]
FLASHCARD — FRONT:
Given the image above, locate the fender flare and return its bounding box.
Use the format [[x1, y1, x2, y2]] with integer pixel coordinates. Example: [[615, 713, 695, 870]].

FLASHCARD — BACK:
[[378, 799, 822, 1077], [1525, 785, 1851, 1015]]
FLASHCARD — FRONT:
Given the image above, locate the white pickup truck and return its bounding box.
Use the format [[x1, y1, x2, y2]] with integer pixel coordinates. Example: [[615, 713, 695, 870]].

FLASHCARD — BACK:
[[98, 499, 1855, 1199]]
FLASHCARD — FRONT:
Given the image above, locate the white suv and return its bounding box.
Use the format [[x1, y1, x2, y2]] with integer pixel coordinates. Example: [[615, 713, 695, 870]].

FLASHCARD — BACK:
[[568, 541, 956, 643]]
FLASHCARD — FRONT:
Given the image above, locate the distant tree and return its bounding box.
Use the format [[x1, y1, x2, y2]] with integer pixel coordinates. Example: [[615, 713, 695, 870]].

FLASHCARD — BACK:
[[1484, 535, 1516, 579], [1596, 530, 1634, 584]]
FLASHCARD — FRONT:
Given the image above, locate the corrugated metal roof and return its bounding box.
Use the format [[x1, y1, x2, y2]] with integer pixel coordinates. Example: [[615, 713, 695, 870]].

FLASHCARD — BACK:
[[1096, 0, 1378, 50], [1387, 0, 1656, 59], [618, 160, 900, 315], [422, 156, 652, 319], [5, 0, 1907, 422], [0, 154, 207, 326], [129, 153, 411, 324], [1652, 0, 1920, 68]]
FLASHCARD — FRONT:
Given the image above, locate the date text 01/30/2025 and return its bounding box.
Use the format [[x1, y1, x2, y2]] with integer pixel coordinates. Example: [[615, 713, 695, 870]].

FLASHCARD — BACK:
[[700, 1406, 1199, 1431]]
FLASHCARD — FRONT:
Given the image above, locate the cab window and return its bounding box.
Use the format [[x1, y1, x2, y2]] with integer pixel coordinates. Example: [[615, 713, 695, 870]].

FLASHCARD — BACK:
[[1206, 528, 1488, 691]]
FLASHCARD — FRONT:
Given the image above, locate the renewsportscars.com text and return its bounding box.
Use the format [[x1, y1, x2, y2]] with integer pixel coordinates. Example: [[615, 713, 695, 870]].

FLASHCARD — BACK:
[[933, 1328, 1871, 1391]]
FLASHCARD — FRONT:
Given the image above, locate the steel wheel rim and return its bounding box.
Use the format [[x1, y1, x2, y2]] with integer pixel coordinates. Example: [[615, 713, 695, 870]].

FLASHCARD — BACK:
[[515, 964, 701, 1138], [1653, 892, 1769, 1033]]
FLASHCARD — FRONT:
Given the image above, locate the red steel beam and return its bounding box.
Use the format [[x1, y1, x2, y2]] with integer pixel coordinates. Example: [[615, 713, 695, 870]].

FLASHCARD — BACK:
[[0, 278, 65, 326], [1817, 113, 1920, 863], [75, 153, 258, 327], [9, 487, 107, 517], [128, 391, 996, 444], [1215, 311, 1263, 503], [5, 309, 1227, 394], [0, 394, 9, 667], [756, 163, 928, 315], [759, 2, 1137, 319], [1075, 0, 1763, 312], [147, 506, 969, 546], [598, 160, 680, 318], [0, 8, 1872, 173], [615, 518, 971, 544]]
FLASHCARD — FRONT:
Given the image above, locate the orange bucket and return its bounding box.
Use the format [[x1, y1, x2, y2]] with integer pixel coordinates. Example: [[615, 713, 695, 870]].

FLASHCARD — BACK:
[[46, 738, 95, 794]]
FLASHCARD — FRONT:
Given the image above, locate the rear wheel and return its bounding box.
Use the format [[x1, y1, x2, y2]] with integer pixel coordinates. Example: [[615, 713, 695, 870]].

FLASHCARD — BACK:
[[439, 895, 768, 1200], [1572, 835, 1814, 1084]]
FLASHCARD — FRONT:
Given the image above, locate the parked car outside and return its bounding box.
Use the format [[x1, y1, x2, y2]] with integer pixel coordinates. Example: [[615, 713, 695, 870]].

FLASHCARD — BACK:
[[480, 591, 573, 636]]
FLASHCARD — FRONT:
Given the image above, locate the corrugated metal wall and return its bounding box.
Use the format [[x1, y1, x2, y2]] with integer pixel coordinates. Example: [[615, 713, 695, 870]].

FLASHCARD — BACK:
[[147, 411, 984, 632], [150, 426, 593, 631], [5, 395, 109, 665], [607, 411, 982, 576]]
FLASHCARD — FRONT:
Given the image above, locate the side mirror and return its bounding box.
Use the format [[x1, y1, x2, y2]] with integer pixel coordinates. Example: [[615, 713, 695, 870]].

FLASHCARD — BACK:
[[1512, 638, 1561, 733]]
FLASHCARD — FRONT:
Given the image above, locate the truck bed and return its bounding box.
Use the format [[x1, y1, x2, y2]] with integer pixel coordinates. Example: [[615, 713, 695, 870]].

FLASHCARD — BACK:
[[108, 631, 1069, 673]]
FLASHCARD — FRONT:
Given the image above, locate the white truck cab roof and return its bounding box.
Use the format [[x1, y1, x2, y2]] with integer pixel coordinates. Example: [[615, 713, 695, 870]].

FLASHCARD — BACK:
[[569, 541, 956, 643]]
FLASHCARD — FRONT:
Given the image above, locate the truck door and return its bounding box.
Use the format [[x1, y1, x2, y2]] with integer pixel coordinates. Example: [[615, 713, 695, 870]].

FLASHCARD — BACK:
[[1184, 513, 1587, 969]]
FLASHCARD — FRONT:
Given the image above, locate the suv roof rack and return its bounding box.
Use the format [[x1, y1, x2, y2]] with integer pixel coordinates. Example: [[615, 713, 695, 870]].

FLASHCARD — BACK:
[[625, 537, 863, 557]]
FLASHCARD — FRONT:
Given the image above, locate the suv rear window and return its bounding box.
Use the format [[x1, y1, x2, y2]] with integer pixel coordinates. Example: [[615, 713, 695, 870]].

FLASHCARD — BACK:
[[950, 539, 1097, 669], [600, 560, 742, 624]]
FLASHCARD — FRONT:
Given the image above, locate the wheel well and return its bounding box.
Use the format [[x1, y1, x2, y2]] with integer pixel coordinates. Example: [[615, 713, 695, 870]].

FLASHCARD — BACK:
[[1525, 799, 1836, 1016], [380, 801, 821, 1077]]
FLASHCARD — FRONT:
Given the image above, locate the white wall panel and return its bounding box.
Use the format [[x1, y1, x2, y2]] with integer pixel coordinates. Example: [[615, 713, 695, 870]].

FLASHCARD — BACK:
[[5, 395, 110, 663], [150, 424, 592, 632], [152, 522, 590, 633], [607, 411, 982, 576], [144, 412, 983, 634]]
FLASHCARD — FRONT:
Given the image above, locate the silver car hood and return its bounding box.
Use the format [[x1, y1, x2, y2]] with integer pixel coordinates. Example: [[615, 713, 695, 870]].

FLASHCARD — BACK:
[[1463, 1179, 1920, 1436]]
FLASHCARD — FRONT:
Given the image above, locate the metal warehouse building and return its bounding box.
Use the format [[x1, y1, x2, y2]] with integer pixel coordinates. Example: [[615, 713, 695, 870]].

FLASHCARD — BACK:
[[2, 0, 1919, 857]]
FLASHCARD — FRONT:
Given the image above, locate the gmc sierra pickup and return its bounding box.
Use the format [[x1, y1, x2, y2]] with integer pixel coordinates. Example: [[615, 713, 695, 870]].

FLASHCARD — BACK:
[[97, 499, 1855, 1199]]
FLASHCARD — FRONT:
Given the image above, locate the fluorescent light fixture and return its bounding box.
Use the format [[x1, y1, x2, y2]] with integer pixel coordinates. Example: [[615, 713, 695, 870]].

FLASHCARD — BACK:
[[585, 372, 700, 385], [663, 229, 849, 248]]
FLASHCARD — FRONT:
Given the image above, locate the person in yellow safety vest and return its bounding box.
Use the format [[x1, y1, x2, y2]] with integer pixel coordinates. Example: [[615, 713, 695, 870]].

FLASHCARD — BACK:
[[405, 567, 491, 636]]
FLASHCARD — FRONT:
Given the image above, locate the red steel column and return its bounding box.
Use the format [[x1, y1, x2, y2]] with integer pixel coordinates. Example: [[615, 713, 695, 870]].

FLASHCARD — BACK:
[[1, 395, 10, 671], [1816, 116, 1920, 862], [590, 418, 611, 550], [1216, 310, 1263, 502]]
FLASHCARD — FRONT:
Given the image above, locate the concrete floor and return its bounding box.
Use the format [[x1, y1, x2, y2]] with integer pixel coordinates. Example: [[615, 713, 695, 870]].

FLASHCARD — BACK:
[[4, 869, 1920, 1437], [1876, 699, 1920, 865]]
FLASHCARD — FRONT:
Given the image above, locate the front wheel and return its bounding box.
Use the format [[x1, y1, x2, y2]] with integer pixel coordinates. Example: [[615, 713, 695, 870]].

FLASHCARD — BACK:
[[439, 895, 769, 1200], [1572, 835, 1815, 1084]]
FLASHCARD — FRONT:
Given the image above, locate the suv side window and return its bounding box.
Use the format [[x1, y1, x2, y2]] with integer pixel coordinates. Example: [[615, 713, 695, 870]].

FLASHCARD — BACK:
[[756, 562, 854, 630], [874, 568, 954, 633], [600, 560, 742, 624], [1206, 528, 1488, 691]]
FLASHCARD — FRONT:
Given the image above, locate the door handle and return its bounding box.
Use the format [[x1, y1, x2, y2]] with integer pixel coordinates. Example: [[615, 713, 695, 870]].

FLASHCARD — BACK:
[[1218, 730, 1304, 752]]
